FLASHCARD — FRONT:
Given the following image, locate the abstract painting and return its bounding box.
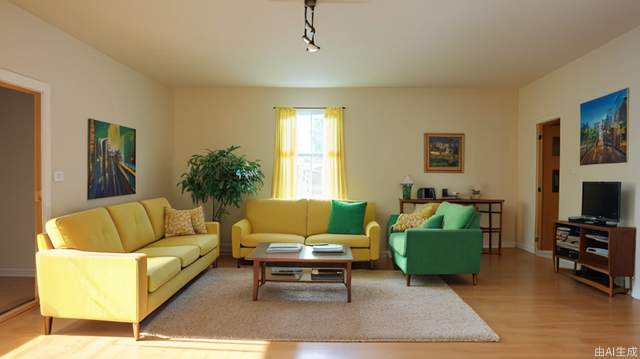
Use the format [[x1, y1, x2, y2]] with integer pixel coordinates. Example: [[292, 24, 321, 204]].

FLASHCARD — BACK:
[[580, 89, 628, 165], [424, 133, 464, 173], [88, 119, 136, 199]]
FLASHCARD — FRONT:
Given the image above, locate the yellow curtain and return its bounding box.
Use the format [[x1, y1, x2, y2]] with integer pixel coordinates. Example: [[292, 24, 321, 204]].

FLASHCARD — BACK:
[[324, 107, 348, 199], [272, 107, 297, 199]]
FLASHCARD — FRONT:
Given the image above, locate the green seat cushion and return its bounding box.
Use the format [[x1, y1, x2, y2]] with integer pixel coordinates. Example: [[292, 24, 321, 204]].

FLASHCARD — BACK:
[[435, 202, 478, 230], [388, 232, 407, 256], [327, 200, 367, 235], [422, 214, 444, 229]]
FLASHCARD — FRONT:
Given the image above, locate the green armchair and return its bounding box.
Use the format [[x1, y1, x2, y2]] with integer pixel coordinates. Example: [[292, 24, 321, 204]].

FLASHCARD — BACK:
[[387, 202, 482, 286]]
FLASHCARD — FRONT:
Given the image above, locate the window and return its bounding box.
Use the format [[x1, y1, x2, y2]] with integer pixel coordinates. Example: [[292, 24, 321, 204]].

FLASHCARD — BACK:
[[272, 106, 346, 200], [295, 109, 326, 198]]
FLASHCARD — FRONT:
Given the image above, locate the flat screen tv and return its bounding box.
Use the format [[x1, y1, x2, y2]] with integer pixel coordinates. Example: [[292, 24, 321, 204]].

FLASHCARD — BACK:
[[581, 181, 621, 222]]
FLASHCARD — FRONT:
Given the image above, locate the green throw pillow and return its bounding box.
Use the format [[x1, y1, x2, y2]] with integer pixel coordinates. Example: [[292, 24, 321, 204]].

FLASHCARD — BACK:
[[327, 200, 367, 235], [435, 202, 478, 230], [422, 214, 444, 229]]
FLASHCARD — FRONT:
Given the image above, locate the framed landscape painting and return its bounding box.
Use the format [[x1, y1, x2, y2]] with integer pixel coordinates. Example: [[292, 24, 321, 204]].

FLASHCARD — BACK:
[[88, 119, 136, 199], [580, 88, 628, 165], [424, 133, 465, 173]]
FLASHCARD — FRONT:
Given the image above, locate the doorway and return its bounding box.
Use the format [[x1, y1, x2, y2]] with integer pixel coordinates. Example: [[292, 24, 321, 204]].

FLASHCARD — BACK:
[[536, 119, 561, 252], [0, 80, 41, 319]]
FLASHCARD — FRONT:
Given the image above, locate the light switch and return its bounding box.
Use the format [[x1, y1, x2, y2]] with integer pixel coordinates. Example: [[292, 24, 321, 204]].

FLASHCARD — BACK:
[[54, 171, 64, 182]]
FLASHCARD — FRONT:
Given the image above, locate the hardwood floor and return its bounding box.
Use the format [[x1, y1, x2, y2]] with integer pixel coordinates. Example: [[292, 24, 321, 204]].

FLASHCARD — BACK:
[[0, 276, 34, 314], [1, 248, 638, 358]]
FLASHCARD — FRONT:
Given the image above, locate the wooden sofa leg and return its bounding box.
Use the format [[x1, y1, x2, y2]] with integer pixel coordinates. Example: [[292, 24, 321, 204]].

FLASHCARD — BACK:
[[369, 260, 374, 269], [472, 273, 478, 285], [43, 316, 52, 335], [237, 259, 242, 268], [133, 323, 140, 341], [406, 274, 412, 287], [211, 259, 218, 268]]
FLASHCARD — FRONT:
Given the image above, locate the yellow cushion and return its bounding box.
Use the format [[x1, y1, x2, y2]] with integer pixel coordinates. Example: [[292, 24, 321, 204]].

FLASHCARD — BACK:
[[136, 245, 199, 268], [146, 257, 180, 292], [149, 234, 218, 256], [45, 208, 124, 253], [107, 202, 156, 252], [416, 203, 441, 219], [391, 213, 424, 231], [240, 233, 305, 247], [246, 199, 307, 236], [305, 233, 370, 247], [190, 206, 207, 234], [307, 200, 376, 235], [164, 208, 195, 237], [140, 198, 172, 240]]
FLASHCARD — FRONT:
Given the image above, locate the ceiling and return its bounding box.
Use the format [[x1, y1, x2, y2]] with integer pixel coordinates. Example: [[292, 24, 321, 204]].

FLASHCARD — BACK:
[[12, 0, 640, 88]]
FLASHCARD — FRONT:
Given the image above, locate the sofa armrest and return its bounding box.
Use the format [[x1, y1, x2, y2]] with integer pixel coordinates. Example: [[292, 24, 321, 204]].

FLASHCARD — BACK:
[[36, 249, 147, 323], [365, 221, 381, 261], [232, 219, 252, 259], [205, 221, 220, 236], [387, 214, 401, 239], [404, 228, 482, 273]]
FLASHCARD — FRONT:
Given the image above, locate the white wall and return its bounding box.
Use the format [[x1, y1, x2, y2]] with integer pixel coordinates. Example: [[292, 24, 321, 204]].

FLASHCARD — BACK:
[[172, 87, 519, 254], [518, 26, 640, 298], [0, 0, 174, 218]]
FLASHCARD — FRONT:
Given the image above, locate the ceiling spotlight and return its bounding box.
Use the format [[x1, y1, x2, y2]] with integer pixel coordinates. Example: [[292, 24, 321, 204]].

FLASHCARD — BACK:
[[302, 0, 320, 52], [306, 42, 320, 52]]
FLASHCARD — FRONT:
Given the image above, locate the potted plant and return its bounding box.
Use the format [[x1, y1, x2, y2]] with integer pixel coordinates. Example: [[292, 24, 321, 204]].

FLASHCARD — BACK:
[[178, 145, 264, 222]]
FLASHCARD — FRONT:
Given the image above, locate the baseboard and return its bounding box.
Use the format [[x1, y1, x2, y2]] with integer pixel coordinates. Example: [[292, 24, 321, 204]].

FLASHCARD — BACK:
[[0, 268, 35, 277], [536, 250, 552, 259], [516, 242, 536, 254]]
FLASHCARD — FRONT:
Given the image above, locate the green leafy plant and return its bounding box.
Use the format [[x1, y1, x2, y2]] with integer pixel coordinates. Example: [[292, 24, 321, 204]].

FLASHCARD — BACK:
[[178, 146, 264, 222]]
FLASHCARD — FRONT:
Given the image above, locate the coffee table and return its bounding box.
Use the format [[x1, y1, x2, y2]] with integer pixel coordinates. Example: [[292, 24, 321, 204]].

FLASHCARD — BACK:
[[246, 243, 354, 302]]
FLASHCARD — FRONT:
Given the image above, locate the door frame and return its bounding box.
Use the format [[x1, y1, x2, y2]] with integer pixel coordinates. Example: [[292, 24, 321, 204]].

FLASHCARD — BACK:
[[0, 68, 51, 322], [535, 118, 560, 253]]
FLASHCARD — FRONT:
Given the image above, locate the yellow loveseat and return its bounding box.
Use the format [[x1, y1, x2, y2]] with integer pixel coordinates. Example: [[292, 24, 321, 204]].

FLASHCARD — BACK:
[[35, 197, 220, 340], [232, 199, 380, 266]]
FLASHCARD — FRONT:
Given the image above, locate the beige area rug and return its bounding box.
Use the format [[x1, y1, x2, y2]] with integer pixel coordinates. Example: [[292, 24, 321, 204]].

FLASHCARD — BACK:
[[141, 268, 499, 342]]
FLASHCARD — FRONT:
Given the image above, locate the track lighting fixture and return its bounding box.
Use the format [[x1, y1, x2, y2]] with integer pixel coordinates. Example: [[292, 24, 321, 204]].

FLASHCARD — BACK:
[[302, 0, 320, 52]]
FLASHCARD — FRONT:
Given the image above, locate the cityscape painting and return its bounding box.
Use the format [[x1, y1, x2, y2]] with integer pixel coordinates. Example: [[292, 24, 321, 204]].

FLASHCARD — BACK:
[[580, 89, 628, 165], [88, 119, 136, 199], [424, 133, 465, 173]]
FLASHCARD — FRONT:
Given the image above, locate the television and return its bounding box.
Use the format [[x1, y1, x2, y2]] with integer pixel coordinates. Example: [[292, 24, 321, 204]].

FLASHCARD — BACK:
[[581, 181, 621, 223]]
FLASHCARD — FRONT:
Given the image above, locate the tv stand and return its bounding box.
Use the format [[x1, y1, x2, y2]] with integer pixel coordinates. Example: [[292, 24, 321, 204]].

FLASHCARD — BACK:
[[553, 220, 635, 297]]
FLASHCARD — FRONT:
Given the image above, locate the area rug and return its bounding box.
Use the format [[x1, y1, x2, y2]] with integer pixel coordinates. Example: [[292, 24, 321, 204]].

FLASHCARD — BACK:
[[141, 268, 499, 342]]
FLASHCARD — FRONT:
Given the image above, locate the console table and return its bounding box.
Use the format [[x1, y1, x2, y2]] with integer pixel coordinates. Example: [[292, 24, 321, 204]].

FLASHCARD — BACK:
[[399, 198, 505, 255]]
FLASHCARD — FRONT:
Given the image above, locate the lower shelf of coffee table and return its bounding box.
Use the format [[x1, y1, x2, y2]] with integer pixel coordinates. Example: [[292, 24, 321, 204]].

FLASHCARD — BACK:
[[265, 267, 345, 283]]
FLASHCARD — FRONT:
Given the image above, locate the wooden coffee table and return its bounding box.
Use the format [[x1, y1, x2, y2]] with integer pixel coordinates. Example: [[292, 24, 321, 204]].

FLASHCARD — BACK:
[[246, 243, 354, 302]]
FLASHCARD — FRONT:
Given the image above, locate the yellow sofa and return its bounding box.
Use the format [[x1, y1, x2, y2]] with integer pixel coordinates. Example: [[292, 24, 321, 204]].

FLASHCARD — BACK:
[[35, 197, 220, 340], [232, 199, 380, 265]]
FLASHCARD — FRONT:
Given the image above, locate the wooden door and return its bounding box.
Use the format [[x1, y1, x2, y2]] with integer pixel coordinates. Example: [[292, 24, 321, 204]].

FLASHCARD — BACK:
[[540, 123, 560, 250]]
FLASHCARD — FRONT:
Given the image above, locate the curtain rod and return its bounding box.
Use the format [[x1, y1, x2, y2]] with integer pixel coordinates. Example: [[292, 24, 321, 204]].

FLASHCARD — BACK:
[[272, 106, 346, 109]]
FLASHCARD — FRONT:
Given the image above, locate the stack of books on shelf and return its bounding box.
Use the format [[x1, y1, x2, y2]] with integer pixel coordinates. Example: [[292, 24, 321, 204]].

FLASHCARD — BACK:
[[311, 244, 345, 253], [556, 226, 580, 259], [266, 243, 303, 253], [311, 268, 344, 281], [270, 267, 304, 279]]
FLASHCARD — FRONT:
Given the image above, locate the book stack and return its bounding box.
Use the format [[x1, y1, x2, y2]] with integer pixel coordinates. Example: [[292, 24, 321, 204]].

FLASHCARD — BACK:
[[556, 226, 580, 259], [311, 268, 344, 281], [312, 244, 345, 253], [266, 243, 303, 253]]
